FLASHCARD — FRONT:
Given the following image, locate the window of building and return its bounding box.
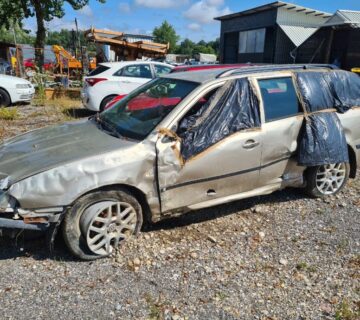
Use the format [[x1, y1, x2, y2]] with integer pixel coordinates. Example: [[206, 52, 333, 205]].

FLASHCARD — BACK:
[[258, 77, 302, 122], [239, 28, 266, 54]]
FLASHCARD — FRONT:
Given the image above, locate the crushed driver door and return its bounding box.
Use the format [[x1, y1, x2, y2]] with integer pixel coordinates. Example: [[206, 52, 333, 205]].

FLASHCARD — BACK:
[[156, 78, 263, 214]]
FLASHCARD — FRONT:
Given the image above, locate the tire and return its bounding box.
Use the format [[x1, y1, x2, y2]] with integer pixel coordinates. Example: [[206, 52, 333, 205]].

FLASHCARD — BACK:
[[0, 88, 11, 107], [100, 95, 117, 112], [63, 189, 143, 260], [305, 162, 350, 198]]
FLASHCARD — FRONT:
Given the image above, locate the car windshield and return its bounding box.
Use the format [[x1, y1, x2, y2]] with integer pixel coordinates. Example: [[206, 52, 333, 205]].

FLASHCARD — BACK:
[[98, 78, 199, 140]]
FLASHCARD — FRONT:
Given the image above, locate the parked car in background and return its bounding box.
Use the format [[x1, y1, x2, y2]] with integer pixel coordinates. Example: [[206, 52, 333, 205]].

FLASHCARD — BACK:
[[0, 65, 359, 260], [171, 63, 256, 73], [102, 63, 256, 111], [0, 74, 35, 107], [82, 61, 173, 112]]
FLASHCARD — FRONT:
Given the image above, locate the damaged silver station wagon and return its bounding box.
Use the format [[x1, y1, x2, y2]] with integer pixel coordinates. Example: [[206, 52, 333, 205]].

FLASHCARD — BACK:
[[0, 64, 359, 260]]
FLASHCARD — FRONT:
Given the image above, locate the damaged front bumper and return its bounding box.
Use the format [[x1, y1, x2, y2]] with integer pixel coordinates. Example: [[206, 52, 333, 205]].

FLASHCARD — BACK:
[[0, 191, 63, 232]]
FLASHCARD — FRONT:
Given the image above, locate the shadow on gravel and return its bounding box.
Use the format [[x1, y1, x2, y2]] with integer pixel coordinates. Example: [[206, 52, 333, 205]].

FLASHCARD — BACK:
[[63, 108, 94, 119], [0, 188, 306, 261], [0, 232, 75, 262], [148, 187, 306, 231]]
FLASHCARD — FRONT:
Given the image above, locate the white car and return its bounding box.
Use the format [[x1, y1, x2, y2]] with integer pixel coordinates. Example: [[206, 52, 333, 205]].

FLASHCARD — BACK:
[[0, 74, 35, 107], [82, 61, 173, 112]]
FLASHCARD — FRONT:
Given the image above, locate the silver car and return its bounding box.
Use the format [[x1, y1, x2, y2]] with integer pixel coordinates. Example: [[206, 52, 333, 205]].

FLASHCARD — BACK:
[[0, 65, 359, 260]]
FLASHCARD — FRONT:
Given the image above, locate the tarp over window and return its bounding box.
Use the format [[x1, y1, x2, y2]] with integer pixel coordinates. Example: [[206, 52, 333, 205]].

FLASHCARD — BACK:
[[295, 71, 360, 166], [179, 79, 261, 161]]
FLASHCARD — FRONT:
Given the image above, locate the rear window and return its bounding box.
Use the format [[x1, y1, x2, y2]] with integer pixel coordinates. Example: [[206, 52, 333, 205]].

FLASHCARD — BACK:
[[258, 77, 301, 122], [88, 65, 110, 76]]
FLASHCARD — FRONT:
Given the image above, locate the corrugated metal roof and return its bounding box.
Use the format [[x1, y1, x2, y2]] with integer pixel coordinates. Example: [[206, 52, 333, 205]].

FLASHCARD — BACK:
[[278, 25, 318, 47], [323, 10, 360, 27], [215, 1, 331, 21]]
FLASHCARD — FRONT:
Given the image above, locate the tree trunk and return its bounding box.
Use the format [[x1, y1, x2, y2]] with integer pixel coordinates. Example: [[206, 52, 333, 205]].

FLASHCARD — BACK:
[[32, 0, 46, 72]]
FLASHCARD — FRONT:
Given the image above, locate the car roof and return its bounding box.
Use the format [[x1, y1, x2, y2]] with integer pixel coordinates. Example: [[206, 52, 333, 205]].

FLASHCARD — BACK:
[[99, 61, 173, 68], [172, 63, 255, 72], [163, 64, 339, 84]]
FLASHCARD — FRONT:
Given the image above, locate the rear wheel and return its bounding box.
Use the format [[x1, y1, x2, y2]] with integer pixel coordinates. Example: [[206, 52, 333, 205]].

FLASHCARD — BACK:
[[63, 189, 143, 260], [0, 88, 11, 107], [100, 95, 117, 112], [305, 162, 349, 198]]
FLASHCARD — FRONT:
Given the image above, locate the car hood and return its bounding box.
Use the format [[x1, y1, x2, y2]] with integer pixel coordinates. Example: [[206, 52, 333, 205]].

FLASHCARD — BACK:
[[0, 74, 31, 85], [0, 119, 135, 184]]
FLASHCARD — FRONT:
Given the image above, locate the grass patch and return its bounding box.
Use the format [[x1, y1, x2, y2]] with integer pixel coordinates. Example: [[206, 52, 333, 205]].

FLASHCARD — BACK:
[[0, 108, 20, 121], [335, 300, 360, 320]]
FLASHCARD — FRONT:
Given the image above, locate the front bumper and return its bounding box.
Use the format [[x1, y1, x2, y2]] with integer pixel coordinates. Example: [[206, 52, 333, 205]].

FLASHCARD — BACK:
[[0, 217, 49, 231], [0, 192, 63, 232]]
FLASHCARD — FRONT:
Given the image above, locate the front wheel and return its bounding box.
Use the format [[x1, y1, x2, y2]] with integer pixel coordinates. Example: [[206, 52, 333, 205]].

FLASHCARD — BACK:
[[0, 88, 11, 107], [63, 189, 143, 260], [305, 162, 349, 198]]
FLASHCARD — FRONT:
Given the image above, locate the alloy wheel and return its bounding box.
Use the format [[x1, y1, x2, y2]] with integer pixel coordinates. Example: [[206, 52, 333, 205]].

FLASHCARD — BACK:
[[80, 200, 138, 256], [315, 163, 346, 195]]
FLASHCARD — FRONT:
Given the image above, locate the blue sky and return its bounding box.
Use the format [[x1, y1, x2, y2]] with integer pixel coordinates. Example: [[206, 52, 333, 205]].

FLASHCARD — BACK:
[[26, 0, 360, 42]]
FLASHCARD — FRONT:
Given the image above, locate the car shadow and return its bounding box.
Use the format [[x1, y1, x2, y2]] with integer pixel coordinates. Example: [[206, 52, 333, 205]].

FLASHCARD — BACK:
[[0, 188, 306, 262], [63, 108, 95, 119], [147, 187, 305, 232]]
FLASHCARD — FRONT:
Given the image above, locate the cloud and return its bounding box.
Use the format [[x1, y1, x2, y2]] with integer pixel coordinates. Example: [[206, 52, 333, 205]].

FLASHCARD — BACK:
[[184, 0, 231, 24], [78, 5, 93, 18], [119, 3, 131, 13], [187, 23, 202, 31], [135, 0, 187, 9]]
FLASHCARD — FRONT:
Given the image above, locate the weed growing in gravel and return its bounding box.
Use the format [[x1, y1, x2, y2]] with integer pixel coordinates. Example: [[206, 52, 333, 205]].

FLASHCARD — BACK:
[[0, 108, 20, 121], [335, 300, 360, 320]]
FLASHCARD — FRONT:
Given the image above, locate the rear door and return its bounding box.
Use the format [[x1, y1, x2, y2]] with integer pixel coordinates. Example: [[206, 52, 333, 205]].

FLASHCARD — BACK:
[[254, 75, 305, 186], [113, 64, 153, 94]]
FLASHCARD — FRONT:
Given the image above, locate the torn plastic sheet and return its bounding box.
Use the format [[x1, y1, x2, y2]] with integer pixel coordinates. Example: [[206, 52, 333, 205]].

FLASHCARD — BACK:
[[294, 70, 357, 167], [296, 71, 360, 113], [179, 78, 261, 160], [297, 113, 349, 167]]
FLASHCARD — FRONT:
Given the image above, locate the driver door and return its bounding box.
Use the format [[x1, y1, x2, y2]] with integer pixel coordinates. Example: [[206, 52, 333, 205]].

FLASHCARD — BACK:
[[156, 83, 263, 213]]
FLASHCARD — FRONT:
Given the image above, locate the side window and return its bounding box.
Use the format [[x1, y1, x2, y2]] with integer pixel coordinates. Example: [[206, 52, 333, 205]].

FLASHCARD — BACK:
[[258, 77, 301, 122], [114, 64, 152, 79], [154, 65, 172, 77]]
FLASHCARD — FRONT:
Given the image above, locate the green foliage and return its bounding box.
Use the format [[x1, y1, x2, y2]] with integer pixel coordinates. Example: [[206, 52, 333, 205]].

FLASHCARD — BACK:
[[153, 21, 180, 53], [0, 0, 105, 68], [0, 108, 19, 120], [0, 24, 35, 44], [175, 38, 220, 57]]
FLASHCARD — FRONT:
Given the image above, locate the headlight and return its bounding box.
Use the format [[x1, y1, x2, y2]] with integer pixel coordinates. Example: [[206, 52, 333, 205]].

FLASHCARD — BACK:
[[16, 83, 32, 89]]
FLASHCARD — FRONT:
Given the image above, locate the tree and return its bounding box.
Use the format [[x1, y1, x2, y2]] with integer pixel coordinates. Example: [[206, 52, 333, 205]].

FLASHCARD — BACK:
[[0, 0, 105, 70], [175, 38, 195, 56], [153, 21, 179, 53]]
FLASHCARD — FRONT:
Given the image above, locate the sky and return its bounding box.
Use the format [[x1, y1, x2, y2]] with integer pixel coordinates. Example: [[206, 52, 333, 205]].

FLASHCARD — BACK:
[[25, 0, 360, 42]]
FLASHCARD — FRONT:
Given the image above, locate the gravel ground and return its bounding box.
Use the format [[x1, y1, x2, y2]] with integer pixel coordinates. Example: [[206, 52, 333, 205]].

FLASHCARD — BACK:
[[0, 103, 359, 320]]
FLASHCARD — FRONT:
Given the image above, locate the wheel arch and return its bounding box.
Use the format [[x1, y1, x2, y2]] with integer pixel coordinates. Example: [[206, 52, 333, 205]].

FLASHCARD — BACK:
[[99, 94, 117, 111], [69, 183, 153, 226], [0, 86, 12, 104]]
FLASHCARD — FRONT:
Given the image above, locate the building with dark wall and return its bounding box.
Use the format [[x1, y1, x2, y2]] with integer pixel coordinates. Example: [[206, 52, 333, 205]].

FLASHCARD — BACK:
[[295, 10, 360, 70], [215, 1, 331, 64]]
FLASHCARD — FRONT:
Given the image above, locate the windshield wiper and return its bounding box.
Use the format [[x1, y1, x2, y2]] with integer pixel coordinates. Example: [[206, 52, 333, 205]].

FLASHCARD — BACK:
[[93, 113, 122, 139]]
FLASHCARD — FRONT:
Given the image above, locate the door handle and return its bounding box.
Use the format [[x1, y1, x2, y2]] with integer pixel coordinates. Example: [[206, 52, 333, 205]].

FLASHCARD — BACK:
[[243, 139, 260, 149]]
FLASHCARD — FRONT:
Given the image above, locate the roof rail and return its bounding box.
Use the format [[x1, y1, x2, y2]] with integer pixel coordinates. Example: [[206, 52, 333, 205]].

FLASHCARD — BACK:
[[216, 64, 339, 78]]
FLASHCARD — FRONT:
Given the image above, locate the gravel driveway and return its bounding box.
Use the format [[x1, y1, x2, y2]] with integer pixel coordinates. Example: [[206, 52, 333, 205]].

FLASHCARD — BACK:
[[0, 104, 359, 319]]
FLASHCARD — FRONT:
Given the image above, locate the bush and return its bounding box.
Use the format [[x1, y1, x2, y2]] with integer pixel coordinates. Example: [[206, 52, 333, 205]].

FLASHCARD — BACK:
[[0, 108, 20, 120]]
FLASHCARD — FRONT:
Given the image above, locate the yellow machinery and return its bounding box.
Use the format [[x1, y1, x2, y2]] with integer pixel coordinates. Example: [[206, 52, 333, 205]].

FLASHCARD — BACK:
[[351, 67, 360, 75], [52, 45, 96, 73]]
